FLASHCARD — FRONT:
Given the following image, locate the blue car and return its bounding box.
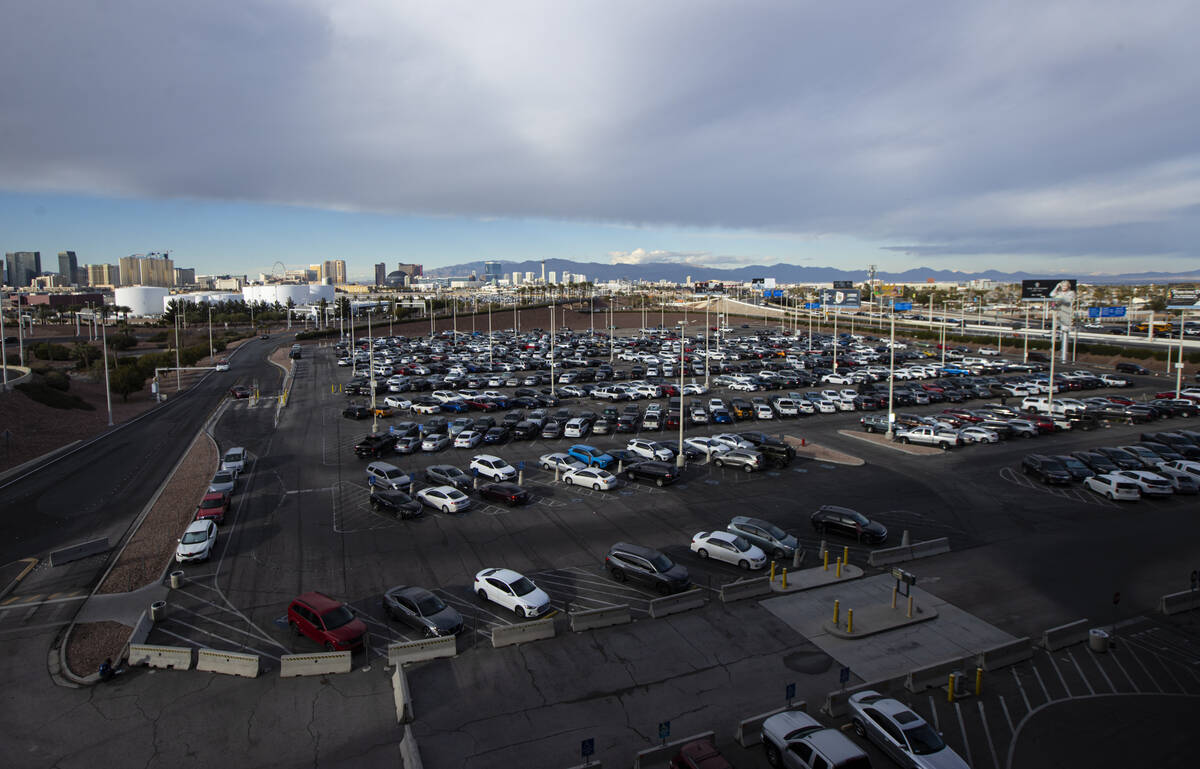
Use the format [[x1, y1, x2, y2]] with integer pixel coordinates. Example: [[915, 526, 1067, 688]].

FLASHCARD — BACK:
[[567, 444, 613, 469], [711, 409, 734, 424], [440, 400, 470, 413]]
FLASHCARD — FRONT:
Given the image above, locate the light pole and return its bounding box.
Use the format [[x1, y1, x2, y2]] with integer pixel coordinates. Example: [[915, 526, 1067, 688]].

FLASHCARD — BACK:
[[550, 291, 557, 397], [368, 309, 378, 435], [101, 314, 113, 426], [488, 300, 493, 369], [677, 320, 687, 469], [0, 293, 8, 391], [704, 297, 711, 388], [886, 302, 897, 440], [208, 305, 214, 361]]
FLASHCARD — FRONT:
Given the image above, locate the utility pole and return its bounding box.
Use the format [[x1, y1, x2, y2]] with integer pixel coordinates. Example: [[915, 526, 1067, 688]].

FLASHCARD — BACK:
[[102, 316, 113, 426], [208, 305, 214, 361], [0, 293, 8, 391], [174, 310, 182, 391], [886, 301, 896, 440]]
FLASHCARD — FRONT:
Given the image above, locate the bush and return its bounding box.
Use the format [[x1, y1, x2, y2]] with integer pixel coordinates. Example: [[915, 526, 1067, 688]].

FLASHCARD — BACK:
[[15, 382, 95, 410], [108, 333, 139, 351], [135, 351, 174, 379], [180, 344, 211, 366], [109, 362, 147, 402], [32, 342, 72, 361], [43, 370, 71, 391], [147, 331, 168, 343]]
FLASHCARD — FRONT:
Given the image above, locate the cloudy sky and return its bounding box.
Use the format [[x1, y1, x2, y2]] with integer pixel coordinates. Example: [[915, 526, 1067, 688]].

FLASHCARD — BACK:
[[2, 1, 1198, 279]]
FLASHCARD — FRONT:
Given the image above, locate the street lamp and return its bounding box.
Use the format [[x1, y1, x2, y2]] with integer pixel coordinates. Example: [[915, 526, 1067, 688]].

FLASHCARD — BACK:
[[207, 304, 214, 361], [368, 309, 378, 435], [676, 320, 687, 469], [886, 301, 897, 440]]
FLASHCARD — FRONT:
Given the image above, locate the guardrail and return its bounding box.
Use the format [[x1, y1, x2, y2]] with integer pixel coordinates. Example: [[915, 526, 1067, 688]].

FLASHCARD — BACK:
[[905, 654, 975, 692], [648, 588, 706, 619], [400, 724, 423, 769], [633, 730, 716, 769], [1159, 589, 1200, 615], [48, 537, 110, 567], [128, 643, 192, 671], [867, 537, 950, 567], [1041, 619, 1090, 651], [976, 637, 1033, 671], [491, 617, 556, 648], [387, 635, 457, 666], [196, 648, 259, 678], [735, 703, 806, 747], [279, 651, 352, 677], [392, 667, 413, 724], [569, 605, 631, 632], [719, 577, 772, 603]]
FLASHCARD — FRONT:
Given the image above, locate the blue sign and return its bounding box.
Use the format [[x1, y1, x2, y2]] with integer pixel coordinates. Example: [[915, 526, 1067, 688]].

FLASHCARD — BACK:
[[786, 682, 796, 701], [658, 721, 671, 740], [892, 302, 913, 311], [804, 302, 821, 309], [840, 666, 851, 684], [581, 738, 594, 758], [1088, 306, 1127, 318], [518, 460, 525, 470]]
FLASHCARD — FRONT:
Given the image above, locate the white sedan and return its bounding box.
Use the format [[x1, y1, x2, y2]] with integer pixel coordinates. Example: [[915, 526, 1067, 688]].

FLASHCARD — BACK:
[[176, 519, 218, 563], [454, 430, 483, 449], [539, 452, 586, 472], [1083, 473, 1141, 501], [689, 531, 767, 570], [681, 383, 708, 395], [684, 437, 732, 458], [958, 426, 1000, 444], [384, 395, 412, 410], [473, 568, 552, 618], [214, 359, 230, 372], [416, 485, 470, 513], [562, 467, 617, 490], [711, 433, 754, 451]]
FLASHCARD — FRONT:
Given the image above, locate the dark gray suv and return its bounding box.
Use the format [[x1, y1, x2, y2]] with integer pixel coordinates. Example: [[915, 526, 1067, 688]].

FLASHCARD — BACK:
[[727, 516, 799, 559], [604, 543, 691, 594]]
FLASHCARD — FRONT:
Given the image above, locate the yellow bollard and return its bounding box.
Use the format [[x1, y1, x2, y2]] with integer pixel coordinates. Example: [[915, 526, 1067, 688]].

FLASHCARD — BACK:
[[833, 599, 840, 625], [948, 672, 956, 702], [836, 557, 842, 578], [891, 586, 898, 609], [823, 549, 829, 571], [847, 608, 853, 634], [781, 568, 788, 589], [975, 667, 983, 696], [770, 561, 776, 583], [907, 595, 913, 619], [843, 546, 849, 566]]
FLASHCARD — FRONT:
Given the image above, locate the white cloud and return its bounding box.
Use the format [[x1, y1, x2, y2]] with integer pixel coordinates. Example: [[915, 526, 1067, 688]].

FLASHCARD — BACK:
[[608, 249, 760, 267]]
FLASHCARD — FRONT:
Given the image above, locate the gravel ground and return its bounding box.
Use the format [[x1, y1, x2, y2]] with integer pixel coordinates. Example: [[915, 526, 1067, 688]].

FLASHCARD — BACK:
[[65, 620, 132, 678], [95, 433, 218, 594]]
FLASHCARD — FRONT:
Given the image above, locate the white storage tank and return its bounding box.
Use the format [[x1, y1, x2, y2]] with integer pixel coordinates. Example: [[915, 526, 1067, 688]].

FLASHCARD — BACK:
[[115, 285, 171, 317]]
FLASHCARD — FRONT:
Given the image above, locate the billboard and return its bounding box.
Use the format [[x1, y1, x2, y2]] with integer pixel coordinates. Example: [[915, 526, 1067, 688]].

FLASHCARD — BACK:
[[1020, 279, 1077, 301], [819, 288, 861, 308], [1167, 285, 1199, 309], [832, 280, 854, 289]]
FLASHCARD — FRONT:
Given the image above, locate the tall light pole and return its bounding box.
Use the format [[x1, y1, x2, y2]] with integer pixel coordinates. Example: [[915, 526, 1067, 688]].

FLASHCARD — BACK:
[[174, 308, 182, 391], [886, 302, 897, 440], [101, 314, 113, 426], [0, 292, 8, 391], [368, 309, 378, 435], [550, 290, 557, 397], [704, 297, 711, 387], [488, 300, 493, 369], [207, 304, 214, 361], [676, 320, 687, 468]]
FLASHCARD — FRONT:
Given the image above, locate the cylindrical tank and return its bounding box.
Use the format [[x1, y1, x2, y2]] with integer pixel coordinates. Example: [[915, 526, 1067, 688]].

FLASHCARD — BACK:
[[115, 285, 171, 316]]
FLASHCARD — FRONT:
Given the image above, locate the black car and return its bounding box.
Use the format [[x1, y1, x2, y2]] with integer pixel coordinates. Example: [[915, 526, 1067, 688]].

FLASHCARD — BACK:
[[511, 420, 540, 440], [1095, 446, 1145, 470], [1115, 362, 1151, 375], [1052, 455, 1095, 481], [1071, 451, 1120, 474], [605, 542, 691, 594], [354, 433, 394, 458], [1147, 399, 1200, 418], [727, 516, 799, 559], [343, 405, 371, 420], [541, 420, 563, 439], [478, 482, 532, 506], [1021, 454, 1073, 484], [483, 426, 510, 444], [810, 505, 888, 544], [369, 489, 423, 519], [623, 461, 680, 487], [383, 585, 462, 637]]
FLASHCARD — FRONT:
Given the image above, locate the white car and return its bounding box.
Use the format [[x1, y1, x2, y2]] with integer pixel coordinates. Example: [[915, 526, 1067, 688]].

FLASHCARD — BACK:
[[729, 381, 758, 392], [627, 439, 673, 462], [690, 531, 767, 570], [958, 426, 1000, 444], [711, 433, 754, 451], [384, 395, 412, 410], [221, 447, 247, 475], [684, 437, 732, 458], [473, 568, 552, 618], [563, 467, 617, 490], [681, 383, 708, 395], [411, 401, 441, 415], [416, 485, 470, 513], [707, 398, 726, 412], [454, 430, 483, 449], [848, 690, 970, 769], [1157, 459, 1200, 484], [214, 359, 230, 372], [563, 418, 591, 438], [1083, 473, 1142, 501], [470, 454, 517, 482], [1116, 470, 1174, 496], [821, 373, 854, 385], [754, 404, 775, 420], [539, 452, 586, 472], [421, 433, 450, 452], [175, 519, 218, 563], [772, 398, 799, 417]]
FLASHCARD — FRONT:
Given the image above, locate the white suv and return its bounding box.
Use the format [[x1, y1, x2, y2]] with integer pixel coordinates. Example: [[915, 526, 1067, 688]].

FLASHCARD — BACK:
[[470, 454, 517, 482]]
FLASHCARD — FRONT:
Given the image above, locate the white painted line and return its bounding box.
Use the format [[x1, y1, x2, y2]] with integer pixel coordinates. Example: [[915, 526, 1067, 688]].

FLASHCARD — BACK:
[[978, 701, 1000, 769], [0, 620, 74, 636], [159, 617, 282, 661], [1031, 661, 1053, 704], [0, 594, 87, 612], [1084, 647, 1117, 693], [1122, 643, 1164, 693], [953, 701, 973, 768], [1127, 637, 1186, 692], [1066, 650, 1095, 695], [927, 696, 939, 732], [169, 605, 287, 652], [170, 588, 282, 647], [1011, 667, 1032, 715], [998, 695, 1014, 735], [1046, 653, 1073, 698], [1106, 648, 1140, 691]]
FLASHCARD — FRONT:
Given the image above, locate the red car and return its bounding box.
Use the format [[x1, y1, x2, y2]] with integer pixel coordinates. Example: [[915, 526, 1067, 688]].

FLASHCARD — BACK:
[[287, 592, 367, 652], [229, 385, 253, 399], [195, 491, 229, 523], [669, 738, 732, 769]]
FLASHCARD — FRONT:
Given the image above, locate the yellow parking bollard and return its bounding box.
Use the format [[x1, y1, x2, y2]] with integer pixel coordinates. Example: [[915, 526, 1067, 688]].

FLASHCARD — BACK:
[[976, 667, 983, 696], [843, 546, 849, 566], [833, 599, 840, 625], [891, 586, 898, 609], [948, 672, 956, 702], [836, 557, 842, 579], [781, 568, 788, 589], [907, 595, 913, 618], [770, 561, 776, 582], [847, 608, 853, 634], [823, 549, 829, 571]]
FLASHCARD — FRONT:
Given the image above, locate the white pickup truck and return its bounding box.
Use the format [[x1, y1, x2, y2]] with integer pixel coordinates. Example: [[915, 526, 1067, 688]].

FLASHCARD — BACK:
[[893, 425, 962, 449]]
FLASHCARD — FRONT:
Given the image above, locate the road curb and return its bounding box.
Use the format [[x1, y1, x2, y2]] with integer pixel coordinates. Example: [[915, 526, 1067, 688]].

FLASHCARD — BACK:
[[0, 557, 39, 601]]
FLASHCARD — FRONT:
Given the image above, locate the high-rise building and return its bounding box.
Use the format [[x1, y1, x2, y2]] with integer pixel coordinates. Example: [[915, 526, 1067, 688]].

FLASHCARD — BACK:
[[87, 264, 120, 286], [58, 251, 79, 282], [540, 261, 546, 283], [483, 261, 503, 283], [547, 271, 558, 284], [374, 262, 387, 286], [5, 251, 42, 287], [396, 263, 423, 279], [308, 264, 323, 281], [173, 267, 196, 285], [118, 253, 174, 287], [321, 260, 347, 284]]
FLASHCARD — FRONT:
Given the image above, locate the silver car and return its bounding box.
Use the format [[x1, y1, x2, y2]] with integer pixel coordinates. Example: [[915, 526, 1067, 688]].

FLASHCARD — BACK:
[[712, 449, 763, 472], [848, 690, 969, 768]]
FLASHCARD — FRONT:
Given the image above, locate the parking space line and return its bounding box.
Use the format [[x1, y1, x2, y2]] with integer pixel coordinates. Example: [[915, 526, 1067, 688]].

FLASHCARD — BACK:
[[998, 694, 1014, 735], [1011, 667, 1032, 714], [532, 572, 653, 604], [1127, 636, 1186, 692], [1106, 649, 1140, 691], [978, 701, 1000, 769], [1031, 661, 1053, 703], [1122, 644, 1164, 693], [1046, 652, 1073, 697], [953, 702, 973, 768], [1082, 647, 1117, 693], [169, 604, 287, 651], [927, 696, 939, 731], [158, 617, 283, 660], [1066, 649, 1095, 695]]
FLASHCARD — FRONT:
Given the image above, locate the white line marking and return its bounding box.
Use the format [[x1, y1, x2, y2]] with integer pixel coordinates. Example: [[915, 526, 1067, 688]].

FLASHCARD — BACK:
[[168, 605, 287, 651], [927, 696, 939, 731], [954, 701, 973, 768], [978, 700, 1000, 769], [1043, 654, 1070, 698], [1011, 667, 1032, 714], [1066, 650, 1095, 695], [1107, 649, 1139, 691], [1123, 643, 1164, 693], [170, 591, 283, 647], [1128, 637, 1187, 692], [157, 617, 283, 661], [1031, 661, 1053, 704], [1085, 647, 1117, 693], [998, 695, 1014, 735]]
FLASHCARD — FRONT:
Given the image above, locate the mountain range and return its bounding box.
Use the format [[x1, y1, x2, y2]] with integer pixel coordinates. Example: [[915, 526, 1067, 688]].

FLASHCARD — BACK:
[[424, 259, 1200, 285]]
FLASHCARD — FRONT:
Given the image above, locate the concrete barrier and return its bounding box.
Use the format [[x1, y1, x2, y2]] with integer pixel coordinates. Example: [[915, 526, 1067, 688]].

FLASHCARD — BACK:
[[387, 635, 458, 667], [196, 648, 259, 678], [279, 651, 352, 677], [400, 724, 423, 769], [908, 537, 951, 559], [123, 610, 154, 657], [648, 588, 706, 619], [867, 537, 951, 567], [719, 577, 772, 603], [392, 667, 413, 724], [905, 654, 975, 692], [491, 617, 556, 648], [977, 637, 1033, 671], [569, 604, 632, 632], [128, 643, 193, 670], [1159, 589, 1200, 615], [633, 730, 715, 769], [820, 676, 907, 718], [735, 703, 806, 748], [48, 537, 110, 567], [1041, 619, 1090, 651]]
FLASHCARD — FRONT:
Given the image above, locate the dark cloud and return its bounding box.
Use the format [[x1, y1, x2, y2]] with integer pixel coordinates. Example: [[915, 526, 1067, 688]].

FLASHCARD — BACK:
[[2, 1, 1198, 265]]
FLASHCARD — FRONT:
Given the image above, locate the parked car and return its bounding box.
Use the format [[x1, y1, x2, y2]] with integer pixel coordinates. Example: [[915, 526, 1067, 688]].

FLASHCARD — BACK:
[[604, 542, 691, 594], [567, 444, 614, 469], [287, 592, 367, 652], [623, 461, 680, 487], [727, 516, 799, 559], [473, 568, 551, 618], [354, 433, 395, 458], [810, 505, 888, 544], [208, 470, 236, 495], [342, 405, 372, 420], [424, 464, 472, 491], [712, 449, 764, 472], [453, 430, 483, 449], [369, 489, 423, 518], [563, 467, 618, 490], [365, 461, 411, 489], [175, 519, 218, 563], [668, 737, 733, 769], [421, 432, 451, 452], [194, 491, 229, 524], [470, 454, 517, 482], [690, 531, 767, 569], [848, 690, 970, 769], [383, 585, 463, 637], [628, 438, 674, 462], [1021, 454, 1073, 485], [1083, 472, 1142, 501], [539, 452, 586, 473], [761, 710, 870, 769], [221, 447, 247, 475], [1115, 469, 1174, 497], [416, 485, 472, 512], [1095, 446, 1145, 470], [478, 482, 532, 506]]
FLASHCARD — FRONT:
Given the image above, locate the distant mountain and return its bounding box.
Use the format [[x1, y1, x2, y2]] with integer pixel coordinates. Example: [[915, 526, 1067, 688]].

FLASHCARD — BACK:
[[425, 258, 1200, 285]]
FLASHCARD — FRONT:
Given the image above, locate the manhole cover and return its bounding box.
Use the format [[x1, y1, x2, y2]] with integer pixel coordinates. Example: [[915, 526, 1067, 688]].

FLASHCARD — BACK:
[[783, 649, 833, 675]]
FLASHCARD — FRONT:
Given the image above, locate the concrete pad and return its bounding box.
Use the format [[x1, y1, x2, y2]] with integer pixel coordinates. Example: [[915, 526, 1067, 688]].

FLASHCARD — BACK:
[[761, 573, 1017, 682], [74, 582, 169, 625], [822, 601, 938, 638], [836, 429, 943, 455], [768, 563, 865, 593], [784, 437, 865, 466]]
